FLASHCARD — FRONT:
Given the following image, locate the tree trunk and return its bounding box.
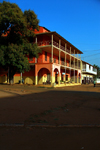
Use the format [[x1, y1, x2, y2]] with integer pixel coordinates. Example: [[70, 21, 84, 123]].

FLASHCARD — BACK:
[[8, 67, 16, 84]]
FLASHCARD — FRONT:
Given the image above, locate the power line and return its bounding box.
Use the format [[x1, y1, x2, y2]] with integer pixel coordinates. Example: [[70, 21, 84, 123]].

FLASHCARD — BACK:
[[83, 49, 100, 52], [83, 57, 100, 61], [82, 52, 100, 58]]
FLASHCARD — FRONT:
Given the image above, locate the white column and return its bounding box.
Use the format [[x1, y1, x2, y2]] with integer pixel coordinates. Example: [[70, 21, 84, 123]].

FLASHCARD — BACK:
[[74, 70, 75, 83], [80, 54, 81, 70], [20, 72, 22, 84], [65, 45, 66, 67], [35, 37, 37, 63], [77, 71, 78, 83], [70, 47, 71, 68], [59, 39, 61, 65], [81, 60, 82, 84], [70, 69, 71, 82], [74, 50, 75, 68], [51, 35, 53, 63], [74, 50, 75, 82], [65, 67, 66, 82], [59, 39, 61, 49], [59, 51, 61, 64], [35, 65, 38, 85], [77, 52, 78, 69], [35, 76, 38, 85]]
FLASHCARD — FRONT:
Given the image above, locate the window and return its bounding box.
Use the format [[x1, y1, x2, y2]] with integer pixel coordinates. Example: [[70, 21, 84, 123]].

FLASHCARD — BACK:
[[49, 57, 52, 63], [45, 52, 47, 61], [61, 58, 64, 61], [58, 57, 60, 64], [54, 58, 56, 63]]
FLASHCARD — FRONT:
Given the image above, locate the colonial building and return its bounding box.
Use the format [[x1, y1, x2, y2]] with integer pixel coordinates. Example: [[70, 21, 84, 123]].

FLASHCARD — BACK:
[[81, 61, 97, 84], [0, 26, 83, 86]]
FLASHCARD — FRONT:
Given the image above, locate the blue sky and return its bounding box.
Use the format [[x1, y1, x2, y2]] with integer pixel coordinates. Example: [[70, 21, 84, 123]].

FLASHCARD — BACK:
[[2, 0, 100, 66]]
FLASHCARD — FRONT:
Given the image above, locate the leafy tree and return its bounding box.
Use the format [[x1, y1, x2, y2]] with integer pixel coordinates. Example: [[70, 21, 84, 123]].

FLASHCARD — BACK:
[[93, 64, 100, 79], [0, 1, 40, 83]]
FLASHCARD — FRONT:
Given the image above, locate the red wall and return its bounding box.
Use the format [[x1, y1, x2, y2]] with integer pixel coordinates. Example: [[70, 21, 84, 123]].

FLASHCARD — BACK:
[[34, 26, 49, 34]]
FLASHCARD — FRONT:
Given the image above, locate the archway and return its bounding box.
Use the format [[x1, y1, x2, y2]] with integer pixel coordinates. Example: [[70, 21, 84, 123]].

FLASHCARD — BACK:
[[38, 68, 51, 84], [54, 68, 59, 84], [79, 73, 81, 83]]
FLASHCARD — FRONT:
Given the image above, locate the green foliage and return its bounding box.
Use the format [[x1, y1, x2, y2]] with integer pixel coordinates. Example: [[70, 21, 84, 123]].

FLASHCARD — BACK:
[[93, 64, 100, 78], [0, 1, 40, 83]]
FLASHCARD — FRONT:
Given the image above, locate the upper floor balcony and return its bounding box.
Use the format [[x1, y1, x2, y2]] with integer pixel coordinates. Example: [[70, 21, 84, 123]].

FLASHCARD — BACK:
[[82, 64, 97, 75], [36, 40, 81, 60], [61, 61, 80, 69], [35, 32, 83, 61]]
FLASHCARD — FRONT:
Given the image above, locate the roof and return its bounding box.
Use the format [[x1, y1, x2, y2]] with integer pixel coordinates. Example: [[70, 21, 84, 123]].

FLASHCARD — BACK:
[[39, 26, 51, 32], [82, 60, 97, 68]]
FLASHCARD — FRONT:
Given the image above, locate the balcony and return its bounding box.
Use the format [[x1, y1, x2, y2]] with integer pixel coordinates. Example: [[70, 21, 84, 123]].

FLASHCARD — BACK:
[[61, 61, 80, 69], [82, 68, 86, 72], [61, 61, 65, 65], [37, 40, 71, 54], [29, 57, 37, 64], [82, 68, 97, 75]]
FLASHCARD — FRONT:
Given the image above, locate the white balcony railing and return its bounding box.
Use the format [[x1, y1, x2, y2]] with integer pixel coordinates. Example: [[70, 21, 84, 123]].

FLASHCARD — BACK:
[[82, 68, 97, 75], [36, 40, 73, 55], [82, 69, 86, 72]]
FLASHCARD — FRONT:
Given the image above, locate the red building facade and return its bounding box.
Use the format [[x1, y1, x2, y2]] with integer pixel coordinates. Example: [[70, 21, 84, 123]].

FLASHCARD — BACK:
[[0, 26, 82, 86]]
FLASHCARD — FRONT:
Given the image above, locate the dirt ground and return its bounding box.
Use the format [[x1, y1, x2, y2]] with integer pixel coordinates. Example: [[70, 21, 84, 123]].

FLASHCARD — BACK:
[[0, 84, 100, 150]]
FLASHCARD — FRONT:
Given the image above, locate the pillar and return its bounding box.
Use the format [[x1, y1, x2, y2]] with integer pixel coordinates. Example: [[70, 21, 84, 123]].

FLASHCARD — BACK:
[[35, 37, 37, 63], [77, 52, 78, 69], [59, 51, 61, 64], [35, 76, 38, 85], [51, 35, 53, 63], [58, 75, 60, 85], [70, 47, 71, 68], [59, 39, 61, 64], [77, 71, 78, 83], [51, 64, 53, 86], [80, 54, 81, 70], [70, 69, 71, 82], [65, 68, 66, 82], [20, 72, 22, 84], [80, 60, 82, 84], [35, 65, 38, 85], [65, 43, 67, 66], [65, 54, 66, 66], [59, 39, 61, 49], [74, 70, 75, 83], [74, 50, 75, 82]]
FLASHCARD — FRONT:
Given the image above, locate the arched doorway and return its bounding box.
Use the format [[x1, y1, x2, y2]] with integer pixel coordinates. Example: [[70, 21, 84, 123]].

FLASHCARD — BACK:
[[38, 68, 51, 84], [79, 73, 81, 83], [54, 68, 59, 84]]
